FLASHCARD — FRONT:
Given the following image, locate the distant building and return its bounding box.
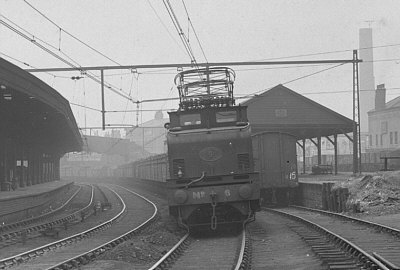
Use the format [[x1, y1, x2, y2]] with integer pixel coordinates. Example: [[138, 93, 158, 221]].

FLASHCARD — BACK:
[[297, 134, 355, 162], [60, 135, 144, 178], [367, 84, 400, 152], [125, 110, 168, 154]]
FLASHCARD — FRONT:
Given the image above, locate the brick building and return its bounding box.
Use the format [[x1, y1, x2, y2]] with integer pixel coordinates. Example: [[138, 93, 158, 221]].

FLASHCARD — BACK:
[[367, 84, 400, 152]]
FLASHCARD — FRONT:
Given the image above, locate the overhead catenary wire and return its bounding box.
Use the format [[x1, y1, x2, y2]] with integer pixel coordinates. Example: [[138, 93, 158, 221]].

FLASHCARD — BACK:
[[256, 43, 400, 62], [3, 8, 399, 109], [0, 51, 70, 78], [235, 87, 400, 100], [73, 60, 400, 108], [23, 0, 122, 66], [162, 0, 202, 73], [0, 15, 136, 102], [121, 73, 136, 125], [237, 63, 350, 100], [282, 63, 346, 85], [181, 0, 208, 63], [22, 0, 141, 107], [1, 15, 83, 70], [1, 18, 80, 69], [146, 0, 187, 57]]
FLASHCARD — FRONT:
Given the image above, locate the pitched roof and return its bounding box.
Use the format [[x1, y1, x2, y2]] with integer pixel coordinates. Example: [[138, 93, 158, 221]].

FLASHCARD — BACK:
[[385, 96, 400, 109], [240, 84, 355, 139], [368, 95, 400, 114]]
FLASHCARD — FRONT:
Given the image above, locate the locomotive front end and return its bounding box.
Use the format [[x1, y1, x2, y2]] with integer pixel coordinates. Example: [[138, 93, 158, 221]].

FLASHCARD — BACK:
[[167, 122, 260, 230], [165, 67, 260, 230]]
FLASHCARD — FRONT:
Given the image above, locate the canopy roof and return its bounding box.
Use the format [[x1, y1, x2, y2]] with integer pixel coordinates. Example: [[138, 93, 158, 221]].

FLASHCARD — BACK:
[[0, 57, 82, 154], [241, 84, 355, 139]]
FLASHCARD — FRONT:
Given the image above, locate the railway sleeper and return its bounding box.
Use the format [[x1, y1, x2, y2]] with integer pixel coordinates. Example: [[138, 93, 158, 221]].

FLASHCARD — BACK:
[[39, 227, 60, 238], [290, 228, 362, 268], [328, 265, 360, 270]]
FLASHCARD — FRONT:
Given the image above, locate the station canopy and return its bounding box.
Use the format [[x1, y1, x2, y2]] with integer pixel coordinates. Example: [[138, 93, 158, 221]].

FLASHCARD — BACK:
[[241, 84, 355, 139], [0, 57, 82, 154]]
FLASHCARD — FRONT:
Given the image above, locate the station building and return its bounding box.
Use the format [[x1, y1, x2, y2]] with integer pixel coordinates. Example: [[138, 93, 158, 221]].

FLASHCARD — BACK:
[[0, 58, 82, 191]]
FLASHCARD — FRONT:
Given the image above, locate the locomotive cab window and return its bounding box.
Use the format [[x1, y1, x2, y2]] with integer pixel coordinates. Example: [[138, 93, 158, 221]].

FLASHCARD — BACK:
[[180, 113, 201, 126], [216, 110, 237, 123]]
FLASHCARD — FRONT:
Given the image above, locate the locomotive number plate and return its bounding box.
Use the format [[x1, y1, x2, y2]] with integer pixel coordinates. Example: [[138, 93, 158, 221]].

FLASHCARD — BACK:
[[192, 189, 232, 200], [193, 191, 206, 199], [199, 147, 223, 162]]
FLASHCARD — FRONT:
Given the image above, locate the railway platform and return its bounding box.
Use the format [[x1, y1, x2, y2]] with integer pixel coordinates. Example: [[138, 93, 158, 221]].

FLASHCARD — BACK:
[[298, 172, 354, 184], [0, 180, 74, 223], [0, 180, 73, 201], [1, 58, 81, 192]]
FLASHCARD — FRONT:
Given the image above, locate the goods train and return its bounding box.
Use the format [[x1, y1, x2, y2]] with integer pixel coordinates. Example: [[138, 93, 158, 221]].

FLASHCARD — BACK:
[[115, 67, 301, 228], [117, 67, 261, 230]]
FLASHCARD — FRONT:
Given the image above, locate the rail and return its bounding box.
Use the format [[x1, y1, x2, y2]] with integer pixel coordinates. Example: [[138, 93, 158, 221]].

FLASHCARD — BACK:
[[0, 185, 96, 268], [0, 185, 81, 233], [45, 184, 158, 270], [265, 207, 390, 270]]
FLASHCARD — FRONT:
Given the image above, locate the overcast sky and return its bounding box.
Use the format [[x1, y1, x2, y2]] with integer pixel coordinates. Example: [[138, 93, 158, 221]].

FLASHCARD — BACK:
[[1, 0, 399, 134]]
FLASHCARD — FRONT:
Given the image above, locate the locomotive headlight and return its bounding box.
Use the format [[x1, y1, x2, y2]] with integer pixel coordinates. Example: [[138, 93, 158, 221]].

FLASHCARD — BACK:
[[177, 167, 184, 178], [174, 189, 188, 204], [238, 184, 253, 199]]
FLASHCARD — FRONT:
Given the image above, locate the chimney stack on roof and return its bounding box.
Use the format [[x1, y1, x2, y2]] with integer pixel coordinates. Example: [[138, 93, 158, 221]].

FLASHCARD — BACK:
[[375, 84, 386, 110]]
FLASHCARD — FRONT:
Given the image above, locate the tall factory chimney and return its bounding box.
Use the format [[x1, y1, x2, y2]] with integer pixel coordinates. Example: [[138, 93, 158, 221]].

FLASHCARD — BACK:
[[359, 28, 375, 133]]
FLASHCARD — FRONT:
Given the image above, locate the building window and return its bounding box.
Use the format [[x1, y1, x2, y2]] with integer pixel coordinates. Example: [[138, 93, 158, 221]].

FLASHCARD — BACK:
[[395, 132, 399, 144], [369, 135, 372, 146], [380, 134, 383, 146], [376, 134, 378, 146], [381, 121, 388, 134], [275, 109, 287, 118], [390, 132, 393, 144]]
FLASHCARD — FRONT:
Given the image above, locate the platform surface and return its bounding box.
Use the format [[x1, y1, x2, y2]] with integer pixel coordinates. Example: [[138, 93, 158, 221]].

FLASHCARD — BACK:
[[298, 172, 355, 184], [0, 180, 73, 201]]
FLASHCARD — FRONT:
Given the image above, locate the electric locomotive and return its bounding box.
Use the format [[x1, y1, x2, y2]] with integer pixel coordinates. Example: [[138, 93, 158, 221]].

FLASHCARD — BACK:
[[166, 67, 260, 230]]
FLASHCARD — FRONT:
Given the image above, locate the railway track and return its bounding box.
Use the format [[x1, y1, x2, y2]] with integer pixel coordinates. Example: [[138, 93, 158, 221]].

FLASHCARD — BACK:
[[0, 184, 157, 270], [148, 228, 250, 270], [93, 184, 111, 210], [263, 206, 400, 270], [248, 213, 325, 270], [0, 184, 92, 251], [0, 184, 95, 265], [0, 185, 82, 234]]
